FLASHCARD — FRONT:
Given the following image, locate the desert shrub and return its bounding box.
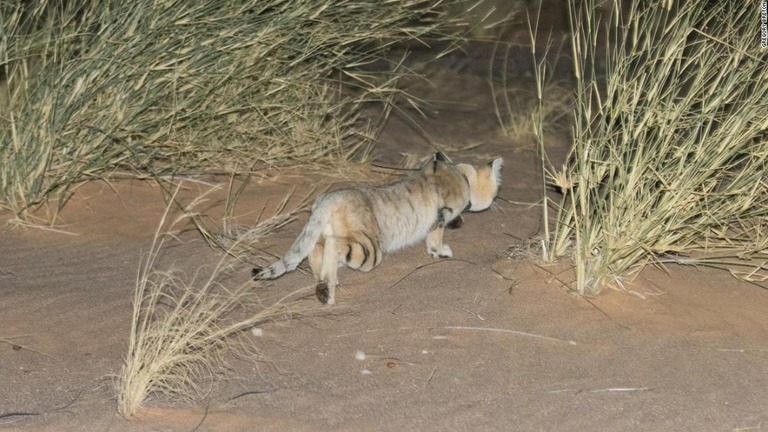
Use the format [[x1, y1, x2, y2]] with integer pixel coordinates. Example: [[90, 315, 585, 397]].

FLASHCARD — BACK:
[[491, 8, 572, 143], [116, 186, 313, 418], [542, 1, 768, 294], [0, 0, 466, 219], [495, 80, 572, 142]]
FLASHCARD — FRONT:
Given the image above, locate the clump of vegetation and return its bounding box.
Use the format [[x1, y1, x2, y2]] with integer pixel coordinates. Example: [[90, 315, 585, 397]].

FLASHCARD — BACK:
[[491, 14, 572, 143], [184, 173, 316, 262], [541, 1, 768, 294], [495, 80, 572, 142], [116, 186, 314, 418], [0, 0, 467, 220]]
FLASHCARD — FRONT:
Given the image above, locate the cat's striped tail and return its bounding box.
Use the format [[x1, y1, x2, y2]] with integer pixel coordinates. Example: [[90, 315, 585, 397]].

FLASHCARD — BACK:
[[252, 199, 330, 280]]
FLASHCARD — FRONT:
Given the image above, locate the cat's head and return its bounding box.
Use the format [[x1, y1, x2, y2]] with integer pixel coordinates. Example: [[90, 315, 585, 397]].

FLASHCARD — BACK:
[[457, 158, 503, 211]]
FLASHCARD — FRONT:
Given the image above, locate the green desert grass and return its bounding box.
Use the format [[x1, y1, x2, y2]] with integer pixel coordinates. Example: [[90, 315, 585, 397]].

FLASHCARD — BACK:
[[540, 1, 768, 294], [116, 186, 315, 418], [0, 0, 468, 221]]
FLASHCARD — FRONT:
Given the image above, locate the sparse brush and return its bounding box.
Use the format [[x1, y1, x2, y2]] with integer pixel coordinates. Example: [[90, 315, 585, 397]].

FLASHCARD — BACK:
[[116, 186, 315, 418], [185, 173, 316, 262], [491, 8, 571, 143], [498, 83, 572, 142], [0, 0, 470, 220], [542, 1, 768, 294]]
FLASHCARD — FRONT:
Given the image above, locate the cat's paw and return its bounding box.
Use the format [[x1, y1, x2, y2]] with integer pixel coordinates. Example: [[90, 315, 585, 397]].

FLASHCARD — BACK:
[[428, 244, 453, 259], [315, 281, 337, 305], [316, 281, 330, 304]]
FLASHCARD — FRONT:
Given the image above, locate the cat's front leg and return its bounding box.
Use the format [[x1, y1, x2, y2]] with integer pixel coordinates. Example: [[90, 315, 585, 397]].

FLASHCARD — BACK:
[[426, 226, 452, 259]]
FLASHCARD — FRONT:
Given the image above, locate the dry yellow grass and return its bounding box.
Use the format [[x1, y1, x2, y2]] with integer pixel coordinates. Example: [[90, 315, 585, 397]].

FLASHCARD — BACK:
[[116, 186, 317, 418], [0, 0, 469, 220], [540, 1, 768, 294]]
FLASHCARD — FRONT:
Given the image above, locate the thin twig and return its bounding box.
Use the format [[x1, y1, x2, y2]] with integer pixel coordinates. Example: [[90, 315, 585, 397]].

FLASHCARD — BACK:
[[424, 367, 437, 390], [0, 337, 56, 360], [444, 326, 577, 345], [386, 259, 476, 291], [0, 390, 81, 421]]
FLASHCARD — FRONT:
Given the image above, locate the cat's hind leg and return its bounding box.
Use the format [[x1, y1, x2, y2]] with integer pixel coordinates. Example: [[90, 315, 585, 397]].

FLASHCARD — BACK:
[[318, 236, 340, 305]]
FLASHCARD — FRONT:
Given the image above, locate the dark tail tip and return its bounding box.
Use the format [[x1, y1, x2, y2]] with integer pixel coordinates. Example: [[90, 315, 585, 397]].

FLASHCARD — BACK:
[[252, 267, 264, 280]]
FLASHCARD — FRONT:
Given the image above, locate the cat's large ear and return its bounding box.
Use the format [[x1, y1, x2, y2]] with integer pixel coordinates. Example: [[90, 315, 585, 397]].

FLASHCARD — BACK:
[[489, 157, 503, 186], [461, 158, 502, 212], [423, 153, 439, 174], [428, 152, 450, 173]]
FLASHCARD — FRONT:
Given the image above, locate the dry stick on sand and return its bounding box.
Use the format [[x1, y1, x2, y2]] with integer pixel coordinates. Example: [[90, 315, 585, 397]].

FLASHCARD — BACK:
[[385, 259, 477, 291], [444, 326, 578, 346], [0, 390, 81, 423], [0, 336, 56, 360]]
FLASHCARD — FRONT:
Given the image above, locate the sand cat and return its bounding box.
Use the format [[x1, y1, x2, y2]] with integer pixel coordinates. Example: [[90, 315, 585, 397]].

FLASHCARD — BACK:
[[252, 153, 503, 304]]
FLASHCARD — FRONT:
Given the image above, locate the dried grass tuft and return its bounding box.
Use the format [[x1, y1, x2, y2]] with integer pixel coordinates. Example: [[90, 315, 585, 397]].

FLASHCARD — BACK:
[[541, 1, 768, 294], [116, 186, 315, 418], [0, 0, 468, 219], [497, 83, 572, 142], [490, 9, 572, 144], [187, 174, 316, 263]]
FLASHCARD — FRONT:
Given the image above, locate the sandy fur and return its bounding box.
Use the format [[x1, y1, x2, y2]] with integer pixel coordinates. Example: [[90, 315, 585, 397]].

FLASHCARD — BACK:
[[253, 155, 503, 304]]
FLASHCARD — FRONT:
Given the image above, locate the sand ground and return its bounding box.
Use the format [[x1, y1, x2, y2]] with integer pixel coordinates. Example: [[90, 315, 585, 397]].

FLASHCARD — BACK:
[[2, 71, 768, 432]]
